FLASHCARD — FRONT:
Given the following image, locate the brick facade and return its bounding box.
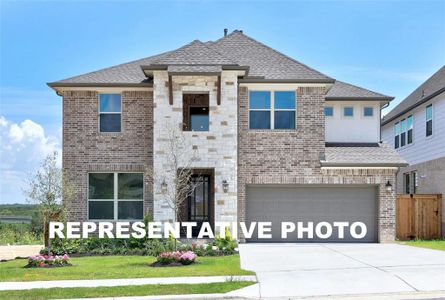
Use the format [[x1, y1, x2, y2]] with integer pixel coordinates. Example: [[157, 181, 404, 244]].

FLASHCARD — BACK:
[[237, 86, 397, 242], [62, 90, 153, 221]]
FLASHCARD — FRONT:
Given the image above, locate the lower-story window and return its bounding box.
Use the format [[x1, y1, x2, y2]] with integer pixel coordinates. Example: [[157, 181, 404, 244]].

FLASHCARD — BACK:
[[88, 172, 143, 220]]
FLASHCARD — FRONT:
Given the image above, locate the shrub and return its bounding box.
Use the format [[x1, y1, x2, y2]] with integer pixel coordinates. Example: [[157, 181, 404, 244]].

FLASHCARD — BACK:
[[213, 228, 237, 255], [0, 222, 43, 245], [27, 254, 70, 268], [156, 251, 196, 265]]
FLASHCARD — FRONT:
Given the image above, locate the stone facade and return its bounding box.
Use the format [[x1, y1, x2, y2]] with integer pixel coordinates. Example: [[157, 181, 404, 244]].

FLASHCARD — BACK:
[[237, 85, 397, 242], [152, 71, 238, 227], [62, 90, 153, 221]]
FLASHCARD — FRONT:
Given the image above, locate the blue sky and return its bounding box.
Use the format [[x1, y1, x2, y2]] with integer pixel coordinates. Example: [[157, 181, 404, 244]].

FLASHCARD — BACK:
[[1, 0, 444, 204]]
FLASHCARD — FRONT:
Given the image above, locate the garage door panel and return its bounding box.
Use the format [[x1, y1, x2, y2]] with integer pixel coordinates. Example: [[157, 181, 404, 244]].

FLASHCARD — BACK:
[[246, 186, 377, 242]]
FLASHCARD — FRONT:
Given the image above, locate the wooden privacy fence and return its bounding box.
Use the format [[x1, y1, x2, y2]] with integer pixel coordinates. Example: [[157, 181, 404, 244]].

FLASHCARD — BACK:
[[396, 194, 442, 240]]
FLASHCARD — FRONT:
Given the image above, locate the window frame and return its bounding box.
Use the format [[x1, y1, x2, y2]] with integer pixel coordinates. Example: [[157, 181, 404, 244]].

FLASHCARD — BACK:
[[394, 115, 413, 149], [363, 106, 374, 117], [88, 172, 144, 221], [343, 106, 354, 118], [324, 106, 334, 117], [188, 105, 209, 132], [98, 94, 122, 133], [426, 104, 433, 137], [248, 90, 296, 130]]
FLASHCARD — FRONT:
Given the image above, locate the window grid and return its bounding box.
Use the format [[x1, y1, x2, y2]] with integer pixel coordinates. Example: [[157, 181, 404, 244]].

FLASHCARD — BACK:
[[426, 104, 433, 137], [99, 94, 122, 133], [249, 91, 296, 130], [88, 172, 143, 221]]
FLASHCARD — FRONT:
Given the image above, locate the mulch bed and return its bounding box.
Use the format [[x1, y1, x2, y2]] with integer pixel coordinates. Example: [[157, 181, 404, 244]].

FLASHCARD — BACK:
[[149, 261, 197, 267]]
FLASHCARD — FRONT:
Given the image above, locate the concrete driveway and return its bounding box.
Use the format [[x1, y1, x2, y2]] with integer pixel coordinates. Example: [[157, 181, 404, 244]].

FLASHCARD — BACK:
[[231, 243, 445, 298]]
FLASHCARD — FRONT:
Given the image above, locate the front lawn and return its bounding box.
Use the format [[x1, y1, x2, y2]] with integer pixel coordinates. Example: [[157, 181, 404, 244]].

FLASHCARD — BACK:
[[0, 255, 254, 282], [398, 239, 445, 251], [0, 281, 255, 300]]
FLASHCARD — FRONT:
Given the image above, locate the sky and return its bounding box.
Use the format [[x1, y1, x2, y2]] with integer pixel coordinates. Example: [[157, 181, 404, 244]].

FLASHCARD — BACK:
[[1, 0, 444, 204]]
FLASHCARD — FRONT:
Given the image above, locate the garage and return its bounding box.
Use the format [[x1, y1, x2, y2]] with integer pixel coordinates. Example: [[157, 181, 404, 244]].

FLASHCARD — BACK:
[[246, 185, 378, 242]]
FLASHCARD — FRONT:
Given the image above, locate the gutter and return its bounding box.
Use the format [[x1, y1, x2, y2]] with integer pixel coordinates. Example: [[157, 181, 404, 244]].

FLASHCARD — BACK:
[[326, 96, 394, 101], [320, 162, 409, 167], [381, 87, 445, 126], [239, 78, 336, 84], [47, 82, 153, 88]]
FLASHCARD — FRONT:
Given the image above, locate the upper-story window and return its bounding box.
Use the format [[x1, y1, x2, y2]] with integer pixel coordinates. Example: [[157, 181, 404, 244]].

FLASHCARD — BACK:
[[324, 106, 333, 117], [99, 94, 121, 133], [363, 107, 374, 117], [88, 172, 143, 220], [426, 104, 433, 136], [249, 91, 296, 130], [394, 115, 413, 149], [183, 94, 209, 131], [343, 106, 354, 117]]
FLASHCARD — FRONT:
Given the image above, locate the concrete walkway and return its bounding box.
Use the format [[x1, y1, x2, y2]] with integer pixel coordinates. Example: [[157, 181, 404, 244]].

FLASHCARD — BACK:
[[0, 275, 257, 291], [0, 245, 43, 261], [232, 243, 445, 298]]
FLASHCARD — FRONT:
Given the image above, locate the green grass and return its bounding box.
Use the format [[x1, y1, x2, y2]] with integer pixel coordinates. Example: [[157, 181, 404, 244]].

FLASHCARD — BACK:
[[0, 255, 254, 282], [0, 281, 255, 300], [398, 239, 445, 251]]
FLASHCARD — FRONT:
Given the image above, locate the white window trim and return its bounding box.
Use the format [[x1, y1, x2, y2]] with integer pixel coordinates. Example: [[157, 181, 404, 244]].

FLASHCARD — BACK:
[[88, 172, 144, 221], [98, 94, 122, 133], [248, 90, 297, 130], [394, 115, 413, 148], [342, 106, 354, 118], [426, 104, 433, 137], [324, 106, 334, 117], [362, 106, 374, 117]]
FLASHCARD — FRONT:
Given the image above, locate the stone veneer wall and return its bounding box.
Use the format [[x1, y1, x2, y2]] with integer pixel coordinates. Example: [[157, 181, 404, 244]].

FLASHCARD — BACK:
[[62, 90, 153, 221], [237, 86, 397, 242], [152, 71, 238, 226]]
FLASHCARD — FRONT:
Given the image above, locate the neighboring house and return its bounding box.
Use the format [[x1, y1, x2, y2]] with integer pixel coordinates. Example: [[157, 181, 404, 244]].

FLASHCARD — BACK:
[[381, 65, 445, 233], [48, 30, 407, 243]]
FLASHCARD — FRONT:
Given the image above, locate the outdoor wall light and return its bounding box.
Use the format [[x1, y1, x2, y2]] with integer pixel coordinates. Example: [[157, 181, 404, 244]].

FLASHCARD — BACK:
[[385, 181, 393, 193], [161, 180, 168, 194], [222, 180, 229, 193]]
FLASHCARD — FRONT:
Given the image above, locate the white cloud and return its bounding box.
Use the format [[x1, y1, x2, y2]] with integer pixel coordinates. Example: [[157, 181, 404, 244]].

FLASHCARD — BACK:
[[0, 116, 61, 204]]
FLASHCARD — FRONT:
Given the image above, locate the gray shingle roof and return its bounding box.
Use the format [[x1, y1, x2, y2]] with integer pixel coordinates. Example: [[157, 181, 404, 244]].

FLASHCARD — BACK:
[[48, 30, 391, 101], [326, 81, 393, 100], [382, 65, 445, 125], [322, 143, 408, 167], [207, 31, 333, 81], [151, 40, 237, 65]]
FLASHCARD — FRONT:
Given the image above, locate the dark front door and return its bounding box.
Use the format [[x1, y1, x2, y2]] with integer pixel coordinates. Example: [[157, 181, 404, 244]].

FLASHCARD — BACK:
[[188, 175, 210, 236]]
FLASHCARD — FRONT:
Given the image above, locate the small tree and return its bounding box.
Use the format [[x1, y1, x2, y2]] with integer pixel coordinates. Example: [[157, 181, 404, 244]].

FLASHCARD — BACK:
[[146, 122, 201, 247], [23, 151, 74, 246]]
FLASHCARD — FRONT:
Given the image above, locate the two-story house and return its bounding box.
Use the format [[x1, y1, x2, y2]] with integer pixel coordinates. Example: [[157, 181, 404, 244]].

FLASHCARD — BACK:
[[49, 30, 406, 242], [382, 65, 445, 234]]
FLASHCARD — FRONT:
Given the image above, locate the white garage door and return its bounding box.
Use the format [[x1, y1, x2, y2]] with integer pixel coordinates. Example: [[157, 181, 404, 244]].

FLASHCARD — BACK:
[[246, 186, 378, 242]]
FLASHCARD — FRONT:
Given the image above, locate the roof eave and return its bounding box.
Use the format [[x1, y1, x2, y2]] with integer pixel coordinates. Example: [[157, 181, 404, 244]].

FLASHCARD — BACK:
[[381, 87, 445, 126], [239, 78, 336, 84], [320, 162, 408, 167], [325, 96, 394, 101], [47, 82, 153, 88]]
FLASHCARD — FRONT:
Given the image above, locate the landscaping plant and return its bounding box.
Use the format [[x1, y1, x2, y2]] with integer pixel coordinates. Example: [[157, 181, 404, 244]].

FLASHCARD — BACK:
[[156, 251, 196, 266], [26, 254, 71, 268]]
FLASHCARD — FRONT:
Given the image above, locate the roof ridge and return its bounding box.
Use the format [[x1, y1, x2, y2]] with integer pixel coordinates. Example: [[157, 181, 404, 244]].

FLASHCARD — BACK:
[[151, 39, 238, 65], [217, 30, 333, 80]]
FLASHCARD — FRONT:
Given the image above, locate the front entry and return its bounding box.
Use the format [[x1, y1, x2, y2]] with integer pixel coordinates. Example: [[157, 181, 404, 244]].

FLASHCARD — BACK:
[[187, 174, 212, 237]]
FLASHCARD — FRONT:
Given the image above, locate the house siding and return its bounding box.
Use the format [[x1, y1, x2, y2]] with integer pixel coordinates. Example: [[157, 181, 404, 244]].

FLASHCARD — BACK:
[[62, 90, 153, 221]]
